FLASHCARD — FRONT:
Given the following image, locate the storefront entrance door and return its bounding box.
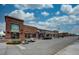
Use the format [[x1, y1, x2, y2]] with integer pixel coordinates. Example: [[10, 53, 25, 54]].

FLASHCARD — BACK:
[[11, 32, 19, 39]]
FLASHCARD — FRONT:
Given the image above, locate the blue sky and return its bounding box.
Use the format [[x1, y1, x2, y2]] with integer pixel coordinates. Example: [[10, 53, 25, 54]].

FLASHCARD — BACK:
[[0, 4, 79, 34]]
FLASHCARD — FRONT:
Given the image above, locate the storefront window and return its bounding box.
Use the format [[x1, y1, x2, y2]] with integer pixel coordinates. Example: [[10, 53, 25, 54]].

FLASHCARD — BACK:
[[10, 23, 20, 32]]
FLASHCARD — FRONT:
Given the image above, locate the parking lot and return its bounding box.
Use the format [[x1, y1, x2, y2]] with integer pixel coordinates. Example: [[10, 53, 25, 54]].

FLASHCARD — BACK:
[[55, 40, 79, 55], [0, 36, 78, 55]]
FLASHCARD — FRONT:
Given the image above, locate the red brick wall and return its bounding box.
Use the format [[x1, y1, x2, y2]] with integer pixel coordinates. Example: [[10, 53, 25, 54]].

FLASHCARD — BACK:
[[5, 16, 39, 41], [5, 16, 24, 41], [23, 25, 39, 39], [23, 25, 38, 33]]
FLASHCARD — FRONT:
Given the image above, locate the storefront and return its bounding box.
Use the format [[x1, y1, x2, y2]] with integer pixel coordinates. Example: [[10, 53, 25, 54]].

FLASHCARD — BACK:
[[10, 23, 20, 39], [5, 16, 24, 41], [5, 16, 39, 41], [5, 16, 59, 41], [23, 25, 39, 39]]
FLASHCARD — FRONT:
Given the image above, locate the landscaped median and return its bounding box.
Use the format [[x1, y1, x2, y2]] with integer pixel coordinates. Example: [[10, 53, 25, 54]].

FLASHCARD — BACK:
[[6, 38, 36, 44], [6, 39, 21, 44]]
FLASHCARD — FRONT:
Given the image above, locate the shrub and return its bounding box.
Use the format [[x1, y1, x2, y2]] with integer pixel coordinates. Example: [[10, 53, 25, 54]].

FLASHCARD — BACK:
[[6, 39, 21, 44]]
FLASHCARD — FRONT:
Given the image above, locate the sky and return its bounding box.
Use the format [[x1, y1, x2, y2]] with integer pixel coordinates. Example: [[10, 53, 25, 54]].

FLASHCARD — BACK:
[[0, 4, 79, 35]]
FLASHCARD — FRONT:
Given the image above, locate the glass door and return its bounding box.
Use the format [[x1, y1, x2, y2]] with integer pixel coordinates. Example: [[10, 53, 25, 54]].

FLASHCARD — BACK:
[[11, 32, 19, 39]]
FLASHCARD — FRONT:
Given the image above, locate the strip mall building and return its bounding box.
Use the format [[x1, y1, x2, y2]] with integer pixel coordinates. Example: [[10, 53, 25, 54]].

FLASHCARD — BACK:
[[5, 16, 59, 41]]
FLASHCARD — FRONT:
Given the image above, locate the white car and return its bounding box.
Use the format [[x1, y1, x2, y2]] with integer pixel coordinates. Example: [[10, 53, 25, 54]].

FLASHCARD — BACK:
[[26, 38, 35, 42]]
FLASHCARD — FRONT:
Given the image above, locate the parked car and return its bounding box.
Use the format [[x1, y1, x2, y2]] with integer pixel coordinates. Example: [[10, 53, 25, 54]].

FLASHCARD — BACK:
[[43, 35, 52, 40], [0, 35, 5, 39], [26, 38, 35, 42]]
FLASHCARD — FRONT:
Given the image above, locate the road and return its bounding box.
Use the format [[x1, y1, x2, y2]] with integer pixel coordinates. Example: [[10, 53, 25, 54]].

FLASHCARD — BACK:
[[0, 36, 78, 55]]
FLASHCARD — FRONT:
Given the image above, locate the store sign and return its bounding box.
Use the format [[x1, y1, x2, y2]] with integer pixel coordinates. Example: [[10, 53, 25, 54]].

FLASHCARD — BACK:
[[11, 24, 20, 32]]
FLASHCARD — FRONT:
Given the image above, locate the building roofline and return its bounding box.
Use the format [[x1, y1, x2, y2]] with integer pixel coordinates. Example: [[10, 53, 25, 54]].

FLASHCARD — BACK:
[[23, 25, 38, 29], [37, 28, 59, 32], [5, 16, 24, 22]]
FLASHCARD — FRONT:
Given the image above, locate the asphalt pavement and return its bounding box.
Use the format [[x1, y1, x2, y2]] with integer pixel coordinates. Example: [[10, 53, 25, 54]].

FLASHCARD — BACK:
[[0, 36, 78, 55], [55, 40, 79, 55]]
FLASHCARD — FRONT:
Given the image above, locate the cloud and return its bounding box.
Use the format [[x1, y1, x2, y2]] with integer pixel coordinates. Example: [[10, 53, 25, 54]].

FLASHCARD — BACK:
[[25, 20, 53, 30], [9, 10, 26, 20], [60, 4, 79, 34], [7, 4, 79, 34], [0, 22, 5, 31], [26, 18, 60, 31], [14, 4, 53, 10], [71, 26, 79, 34], [56, 11, 60, 15], [25, 12, 35, 20], [14, 11, 79, 33], [61, 4, 79, 15], [9, 10, 35, 20], [27, 15, 78, 30], [71, 5, 79, 15], [33, 15, 79, 31], [24, 21, 46, 30], [61, 4, 73, 14], [47, 15, 79, 25], [41, 11, 49, 16], [42, 4, 53, 8]]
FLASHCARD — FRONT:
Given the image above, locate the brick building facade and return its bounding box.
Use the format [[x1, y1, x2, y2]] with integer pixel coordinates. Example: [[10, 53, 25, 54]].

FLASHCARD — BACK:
[[5, 16, 59, 41], [23, 25, 39, 39], [5, 16, 39, 41]]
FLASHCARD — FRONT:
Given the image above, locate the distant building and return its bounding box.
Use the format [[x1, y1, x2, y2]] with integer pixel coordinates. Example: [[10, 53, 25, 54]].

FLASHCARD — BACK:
[[37, 29, 59, 39], [57, 32, 76, 37]]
